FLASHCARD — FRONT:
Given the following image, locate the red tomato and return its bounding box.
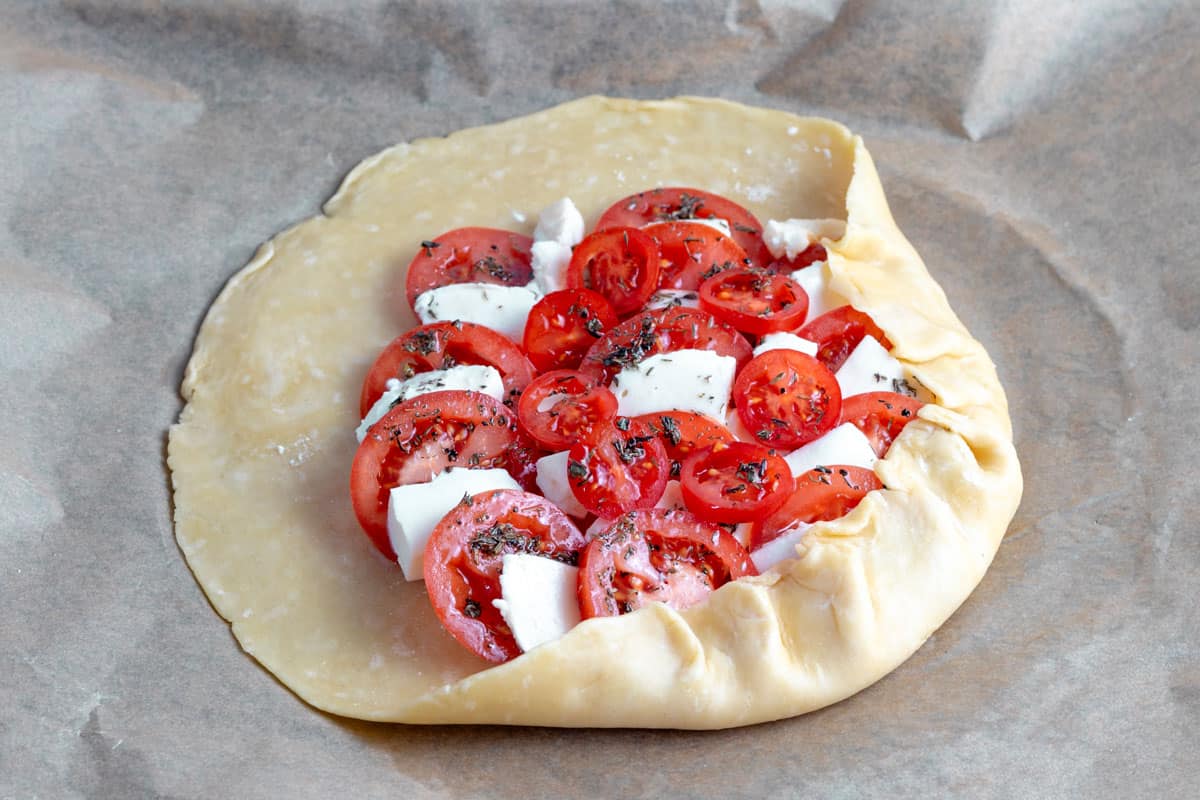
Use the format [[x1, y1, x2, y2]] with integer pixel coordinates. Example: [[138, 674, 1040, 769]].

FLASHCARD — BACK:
[[423, 489, 589, 662], [577, 508, 757, 618], [797, 306, 893, 373], [567, 417, 668, 519], [840, 392, 924, 458], [522, 289, 618, 372], [633, 410, 735, 478], [516, 370, 618, 451], [578, 306, 753, 384], [767, 242, 828, 273], [566, 227, 661, 316], [358, 321, 536, 416], [699, 267, 810, 335], [733, 349, 842, 450], [751, 465, 883, 549], [644, 221, 751, 291], [595, 187, 772, 267], [679, 441, 795, 525], [350, 391, 520, 559], [403, 228, 533, 311]]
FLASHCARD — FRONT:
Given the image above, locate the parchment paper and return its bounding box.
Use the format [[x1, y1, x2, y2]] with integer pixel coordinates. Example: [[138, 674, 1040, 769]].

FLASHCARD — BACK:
[[2, 1, 1196, 797]]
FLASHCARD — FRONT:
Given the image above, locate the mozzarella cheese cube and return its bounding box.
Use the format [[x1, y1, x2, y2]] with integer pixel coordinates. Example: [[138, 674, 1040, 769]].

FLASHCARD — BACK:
[[644, 217, 732, 237], [387, 468, 521, 581], [413, 283, 541, 342], [535, 451, 588, 518], [645, 289, 701, 311], [788, 262, 845, 321], [784, 423, 878, 476], [751, 523, 812, 573], [492, 554, 582, 653], [752, 331, 819, 358], [763, 218, 847, 260], [655, 479, 686, 511], [610, 349, 737, 419], [530, 240, 572, 294], [835, 335, 929, 400], [725, 408, 756, 443], [356, 364, 504, 442], [533, 197, 585, 247]]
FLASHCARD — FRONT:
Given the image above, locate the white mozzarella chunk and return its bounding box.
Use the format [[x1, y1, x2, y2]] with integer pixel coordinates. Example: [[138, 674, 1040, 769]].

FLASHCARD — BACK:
[[835, 335, 929, 400], [788, 262, 846, 321], [413, 283, 540, 342], [645, 289, 701, 311], [752, 331, 819, 358], [533, 197, 585, 246], [751, 523, 812, 573], [535, 451, 588, 518], [387, 468, 521, 581], [655, 479, 686, 510], [530, 240, 573, 294], [725, 409, 757, 443], [610, 349, 737, 419], [763, 218, 847, 260], [784, 423, 878, 476], [492, 554, 582, 653], [356, 365, 504, 442]]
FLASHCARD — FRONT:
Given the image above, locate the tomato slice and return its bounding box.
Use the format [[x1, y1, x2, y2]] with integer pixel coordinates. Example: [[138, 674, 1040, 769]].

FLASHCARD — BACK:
[[566, 227, 661, 316], [403, 228, 533, 311], [578, 306, 753, 384], [595, 187, 772, 267], [567, 417, 669, 519], [350, 391, 520, 559], [840, 391, 924, 458], [644, 221, 751, 291], [699, 267, 809, 335], [733, 349, 842, 450], [767, 242, 828, 273], [751, 465, 883, 549], [423, 489, 589, 662], [522, 288, 618, 372], [797, 306, 893, 373], [679, 441, 794, 525], [358, 321, 536, 416], [634, 410, 735, 479], [577, 508, 757, 618], [516, 370, 618, 451]]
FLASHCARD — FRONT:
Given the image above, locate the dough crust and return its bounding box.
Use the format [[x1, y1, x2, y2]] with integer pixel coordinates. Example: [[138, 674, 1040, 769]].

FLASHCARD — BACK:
[[167, 96, 1022, 728]]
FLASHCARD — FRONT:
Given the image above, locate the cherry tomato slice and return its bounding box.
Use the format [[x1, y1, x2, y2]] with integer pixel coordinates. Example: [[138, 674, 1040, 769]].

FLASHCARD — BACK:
[[516, 370, 618, 451], [644, 221, 752, 291], [578, 306, 753, 384], [751, 465, 883, 549], [403, 228, 533, 311], [350, 391, 519, 559], [733, 349, 842, 450], [424, 489, 589, 663], [699, 267, 810, 335], [566, 227, 661, 317], [567, 417, 669, 519], [797, 306, 893, 373], [634, 410, 735, 479], [522, 288, 618, 372], [359, 322, 536, 416], [679, 441, 795, 525], [840, 391, 924, 458], [767, 242, 828, 273], [577, 508, 757, 618], [595, 187, 772, 267]]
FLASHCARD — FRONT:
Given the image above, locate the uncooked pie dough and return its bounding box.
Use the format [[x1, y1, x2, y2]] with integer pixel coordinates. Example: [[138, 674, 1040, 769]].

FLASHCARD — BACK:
[[167, 96, 1022, 728]]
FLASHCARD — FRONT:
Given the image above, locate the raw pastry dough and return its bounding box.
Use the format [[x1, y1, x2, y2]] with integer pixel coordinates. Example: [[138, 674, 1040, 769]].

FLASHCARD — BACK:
[[167, 96, 1022, 728]]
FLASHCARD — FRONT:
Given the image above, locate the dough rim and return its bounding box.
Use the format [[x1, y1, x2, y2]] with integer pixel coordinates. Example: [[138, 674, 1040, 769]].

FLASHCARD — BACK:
[[168, 95, 1022, 729]]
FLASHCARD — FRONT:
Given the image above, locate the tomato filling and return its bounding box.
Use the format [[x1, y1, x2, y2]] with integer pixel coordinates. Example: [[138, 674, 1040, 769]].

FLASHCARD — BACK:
[[348, 188, 931, 662]]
